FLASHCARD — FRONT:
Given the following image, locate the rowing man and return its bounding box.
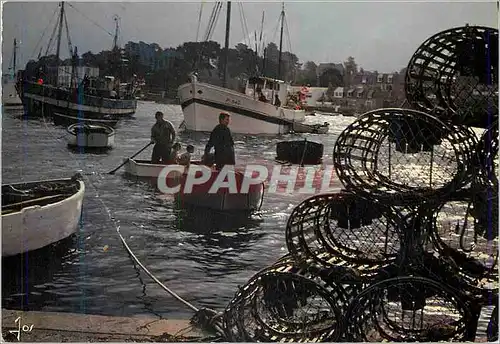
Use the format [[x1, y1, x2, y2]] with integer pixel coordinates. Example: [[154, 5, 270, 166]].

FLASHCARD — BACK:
[[150, 111, 176, 164]]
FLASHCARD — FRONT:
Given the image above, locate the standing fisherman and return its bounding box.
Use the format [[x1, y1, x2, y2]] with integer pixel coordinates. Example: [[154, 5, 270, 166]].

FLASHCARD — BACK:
[[150, 111, 176, 164], [204, 112, 235, 170]]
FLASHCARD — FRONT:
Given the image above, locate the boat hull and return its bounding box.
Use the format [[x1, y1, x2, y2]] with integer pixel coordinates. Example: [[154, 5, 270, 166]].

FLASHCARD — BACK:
[[18, 82, 136, 125], [123, 158, 185, 178], [2, 79, 22, 106], [2, 177, 85, 257], [174, 167, 264, 211], [178, 81, 306, 135], [124, 159, 264, 211], [276, 140, 324, 165], [67, 123, 115, 149]]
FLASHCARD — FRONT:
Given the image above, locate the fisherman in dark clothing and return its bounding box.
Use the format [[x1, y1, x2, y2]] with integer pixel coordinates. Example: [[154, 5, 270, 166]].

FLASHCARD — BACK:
[[204, 112, 235, 170], [151, 111, 176, 164], [274, 94, 281, 107]]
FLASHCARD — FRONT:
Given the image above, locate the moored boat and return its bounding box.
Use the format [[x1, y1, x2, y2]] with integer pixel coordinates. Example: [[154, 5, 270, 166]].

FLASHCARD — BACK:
[[276, 139, 324, 165], [173, 166, 265, 212], [16, 2, 138, 124], [67, 123, 115, 149], [1, 174, 85, 257]]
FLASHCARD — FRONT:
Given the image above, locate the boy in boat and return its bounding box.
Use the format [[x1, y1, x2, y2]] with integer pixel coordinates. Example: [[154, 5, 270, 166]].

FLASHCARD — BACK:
[[204, 112, 235, 170], [178, 145, 194, 166], [171, 142, 182, 163], [150, 111, 176, 164]]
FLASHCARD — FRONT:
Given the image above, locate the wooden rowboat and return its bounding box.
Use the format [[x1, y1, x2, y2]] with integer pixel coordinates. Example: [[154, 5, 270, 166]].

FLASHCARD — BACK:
[[1, 174, 85, 257], [67, 123, 115, 149], [276, 139, 324, 165], [173, 165, 265, 212]]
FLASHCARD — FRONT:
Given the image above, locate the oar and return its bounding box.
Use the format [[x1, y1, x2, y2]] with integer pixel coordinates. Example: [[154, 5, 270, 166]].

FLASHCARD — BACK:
[[108, 142, 153, 174], [299, 138, 308, 167]]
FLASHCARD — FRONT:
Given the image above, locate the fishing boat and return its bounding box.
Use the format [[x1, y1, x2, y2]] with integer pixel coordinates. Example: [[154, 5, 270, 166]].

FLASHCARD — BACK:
[[2, 38, 22, 106], [2, 174, 85, 257], [16, 2, 137, 125], [178, 2, 326, 135], [276, 139, 324, 165], [66, 123, 115, 149]]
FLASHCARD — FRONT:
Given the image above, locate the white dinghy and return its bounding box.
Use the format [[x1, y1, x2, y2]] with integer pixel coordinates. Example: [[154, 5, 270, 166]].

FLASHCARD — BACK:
[[2, 174, 85, 257], [67, 123, 115, 149]]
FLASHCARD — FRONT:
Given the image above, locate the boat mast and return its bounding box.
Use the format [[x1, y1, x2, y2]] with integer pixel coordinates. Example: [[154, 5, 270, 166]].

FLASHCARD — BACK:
[[13, 38, 17, 74], [277, 2, 284, 81], [222, 1, 231, 88], [113, 16, 120, 50], [55, 1, 65, 86]]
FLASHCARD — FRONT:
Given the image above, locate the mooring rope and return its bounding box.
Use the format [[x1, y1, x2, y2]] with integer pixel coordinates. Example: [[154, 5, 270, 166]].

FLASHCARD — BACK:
[[32, 111, 226, 338]]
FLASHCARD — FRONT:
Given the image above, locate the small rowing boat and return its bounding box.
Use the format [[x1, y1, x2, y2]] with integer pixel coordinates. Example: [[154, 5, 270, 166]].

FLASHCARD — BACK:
[[67, 123, 115, 149], [276, 139, 324, 165]]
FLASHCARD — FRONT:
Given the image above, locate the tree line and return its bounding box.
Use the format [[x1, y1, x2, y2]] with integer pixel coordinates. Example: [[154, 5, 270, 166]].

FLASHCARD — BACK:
[[23, 40, 354, 94]]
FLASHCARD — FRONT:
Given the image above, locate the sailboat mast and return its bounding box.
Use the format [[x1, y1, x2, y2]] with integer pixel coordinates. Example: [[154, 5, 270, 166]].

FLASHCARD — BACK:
[[222, 1, 231, 88], [277, 2, 284, 81], [13, 38, 17, 73], [113, 16, 119, 50], [55, 1, 65, 86]]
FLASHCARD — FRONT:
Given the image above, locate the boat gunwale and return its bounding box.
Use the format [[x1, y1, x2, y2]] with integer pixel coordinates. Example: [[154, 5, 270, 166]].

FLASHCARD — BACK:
[[178, 81, 305, 114], [2, 178, 85, 217], [67, 123, 115, 137]]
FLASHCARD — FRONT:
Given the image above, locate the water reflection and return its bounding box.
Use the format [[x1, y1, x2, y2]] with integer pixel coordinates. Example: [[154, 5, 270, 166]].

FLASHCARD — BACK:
[[2, 103, 356, 316], [2, 236, 79, 310]]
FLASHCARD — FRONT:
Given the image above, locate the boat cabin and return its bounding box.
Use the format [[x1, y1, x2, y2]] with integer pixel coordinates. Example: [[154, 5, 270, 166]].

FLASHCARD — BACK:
[[244, 76, 288, 107]]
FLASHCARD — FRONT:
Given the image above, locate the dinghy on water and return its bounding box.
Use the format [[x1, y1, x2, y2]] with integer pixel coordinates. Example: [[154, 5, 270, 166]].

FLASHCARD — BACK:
[[121, 158, 264, 212], [67, 123, 115, 149], [173, 166, 265, 212], [1, 174, 85, 257], [276, 139, 324, 165]]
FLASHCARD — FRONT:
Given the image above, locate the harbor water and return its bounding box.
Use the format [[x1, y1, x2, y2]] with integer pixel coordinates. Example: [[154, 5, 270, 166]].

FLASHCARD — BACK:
[[2, 102, 355, 318]]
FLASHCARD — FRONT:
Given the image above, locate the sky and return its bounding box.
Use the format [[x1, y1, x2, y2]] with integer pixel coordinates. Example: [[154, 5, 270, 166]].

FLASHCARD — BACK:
[[2, 0, 498, 75]]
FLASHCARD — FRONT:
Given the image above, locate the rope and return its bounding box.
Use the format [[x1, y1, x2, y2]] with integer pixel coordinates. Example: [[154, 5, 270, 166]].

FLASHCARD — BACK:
[[195, 1, 204, 42], [66, 3, 114, 37], [30, 6, 59, 59], [116, 226, 198, 312]]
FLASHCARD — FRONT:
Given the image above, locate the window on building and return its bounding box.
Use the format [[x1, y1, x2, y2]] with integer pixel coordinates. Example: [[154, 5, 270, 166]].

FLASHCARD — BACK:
[[362, 76, 367, 84]]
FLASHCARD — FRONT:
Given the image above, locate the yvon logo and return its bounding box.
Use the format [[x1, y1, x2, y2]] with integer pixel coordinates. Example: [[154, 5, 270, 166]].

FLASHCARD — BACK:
[[157, 164, 340, 194]]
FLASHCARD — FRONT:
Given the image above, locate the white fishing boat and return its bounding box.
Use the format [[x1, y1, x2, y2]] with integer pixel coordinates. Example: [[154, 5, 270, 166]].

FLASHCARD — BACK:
[[67, 123, 115, 149], [178, 2, 328, 135], [2, 174, 85, 257], [178, 74, 306, 135]]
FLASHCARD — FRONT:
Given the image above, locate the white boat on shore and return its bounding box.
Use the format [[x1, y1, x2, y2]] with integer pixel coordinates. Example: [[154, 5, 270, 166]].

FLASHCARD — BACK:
[[2, 174, 85, 257], [67, 123, 115, 149]]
